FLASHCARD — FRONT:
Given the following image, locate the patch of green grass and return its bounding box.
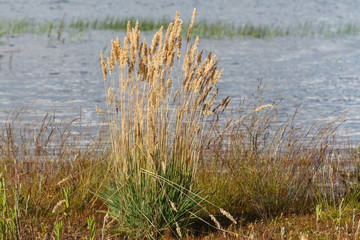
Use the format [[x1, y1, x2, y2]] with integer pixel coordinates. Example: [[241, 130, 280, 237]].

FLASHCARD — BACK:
[[0, 19, 54, 36]]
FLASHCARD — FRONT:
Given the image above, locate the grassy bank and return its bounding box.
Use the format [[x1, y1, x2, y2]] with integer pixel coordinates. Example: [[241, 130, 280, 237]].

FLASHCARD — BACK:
[[1, 10, 360, 239], [0, 115, 359, 239], [1, 15, 360, 40]]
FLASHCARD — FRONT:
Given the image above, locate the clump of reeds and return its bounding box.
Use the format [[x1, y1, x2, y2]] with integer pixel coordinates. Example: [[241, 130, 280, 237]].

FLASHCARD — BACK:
[[101, 8, 229, 176], [100, 9, 234, 238]]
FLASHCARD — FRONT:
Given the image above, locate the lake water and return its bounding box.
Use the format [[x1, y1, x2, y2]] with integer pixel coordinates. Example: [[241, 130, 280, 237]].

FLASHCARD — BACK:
[[1, 0, 360, 143]]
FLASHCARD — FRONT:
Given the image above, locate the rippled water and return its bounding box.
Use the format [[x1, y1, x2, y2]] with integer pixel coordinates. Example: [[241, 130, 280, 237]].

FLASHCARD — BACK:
[[1, 0, 360, 143], [2, 0, 360, 26]]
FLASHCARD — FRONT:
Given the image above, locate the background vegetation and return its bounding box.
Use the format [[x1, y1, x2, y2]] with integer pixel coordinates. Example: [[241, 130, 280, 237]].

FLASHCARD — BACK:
[[2, 15, 360, 41]]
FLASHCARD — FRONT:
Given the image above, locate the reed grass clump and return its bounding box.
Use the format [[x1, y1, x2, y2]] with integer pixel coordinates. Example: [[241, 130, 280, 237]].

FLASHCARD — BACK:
[[101, 9, 228, 176], [100, 9, 233, 238]]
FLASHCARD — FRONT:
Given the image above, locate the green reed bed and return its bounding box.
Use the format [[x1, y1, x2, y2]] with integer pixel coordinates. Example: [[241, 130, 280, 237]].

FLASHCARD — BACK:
[[1, 10, 360, 239], [69, 16, 169, 32], [2, 16, 360, 40], [0, 19, 56, 38]]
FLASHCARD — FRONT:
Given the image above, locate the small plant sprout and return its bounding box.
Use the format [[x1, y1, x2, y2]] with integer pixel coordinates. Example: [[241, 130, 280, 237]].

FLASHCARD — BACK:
[[316, 204, 322, 222], [87, 216, 96, 240], [53, 221, 63, 240], [63, 187, 72, 215]]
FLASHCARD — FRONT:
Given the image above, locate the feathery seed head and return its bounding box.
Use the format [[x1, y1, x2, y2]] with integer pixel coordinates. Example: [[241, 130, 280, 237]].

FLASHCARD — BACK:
[[175, 222, 182, 238], [127, 21, 131, 40], [254, 104, 273, 112], [95, 105, 102, 116], [170, 200, 178, 212], [120, 37, 129, 69], [187, 8, 197, 43], [106, 57, 112, 75], [107, 87, 112, 103], [161, 160, 166, 173], [111, 40, 117, 64], [116, 36, 121, 60], [100, 51, 107, 81], [195, 49, 203, 68], [213, 68, 223, 87], [165, 22, 173, 44], [210, 214, 221, 230], [182, 50, 190, 74], [189, 36, 199, 64], [176, 34, 182, 59], [169, 12, 181, 44], [165, 78, 172, 91], [52, 200, 66, 213], [220, 208, 237, 225], [150, 30, 161, 57]]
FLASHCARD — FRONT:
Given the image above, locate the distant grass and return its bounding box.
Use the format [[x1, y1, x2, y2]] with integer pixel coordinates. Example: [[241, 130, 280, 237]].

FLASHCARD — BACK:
[[1, 16, 360, 40], [0, 18, 65, 40]]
